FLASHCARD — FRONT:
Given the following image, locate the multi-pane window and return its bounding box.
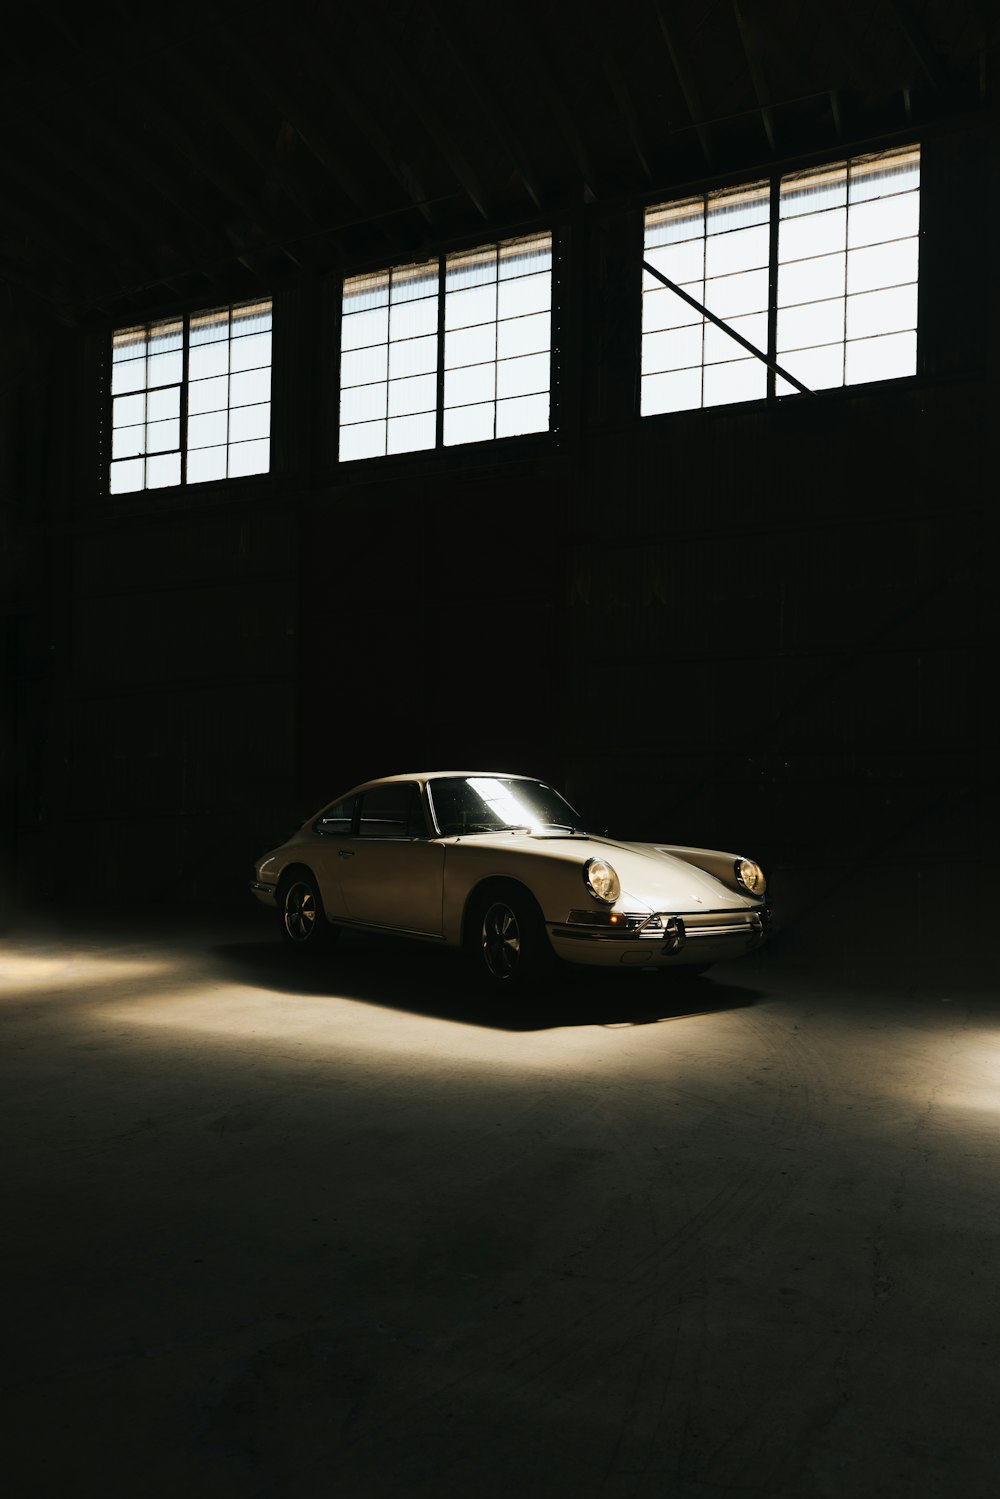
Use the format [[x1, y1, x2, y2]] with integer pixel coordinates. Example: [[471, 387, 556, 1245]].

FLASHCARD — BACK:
[[641, 145, 920, 415], [643, 182, 771, 413], [777, 147, 920, 392], [109, 298, 272, 493], [338, 232, 552, 461], [339, 260, 439, 461], [444, 236, 551, 446], [109, 318, 184, 491]]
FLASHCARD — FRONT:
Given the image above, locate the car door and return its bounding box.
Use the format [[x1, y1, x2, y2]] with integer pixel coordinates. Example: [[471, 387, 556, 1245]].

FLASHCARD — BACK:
[[307, 794, 358, 921], [340, 782, 445, 936]]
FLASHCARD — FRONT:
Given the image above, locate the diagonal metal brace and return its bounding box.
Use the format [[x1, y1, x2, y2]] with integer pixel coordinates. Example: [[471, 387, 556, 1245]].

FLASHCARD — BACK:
[[642, 258, 814, 396]]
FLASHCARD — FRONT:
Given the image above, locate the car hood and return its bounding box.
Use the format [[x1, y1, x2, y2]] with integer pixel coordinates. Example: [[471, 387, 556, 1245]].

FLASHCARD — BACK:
[[455, 831, 753, 912]]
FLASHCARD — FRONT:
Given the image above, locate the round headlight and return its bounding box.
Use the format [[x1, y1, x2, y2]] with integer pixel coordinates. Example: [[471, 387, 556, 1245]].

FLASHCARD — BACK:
[[735, 857, 766, 896], [584, 857, 621, 904]]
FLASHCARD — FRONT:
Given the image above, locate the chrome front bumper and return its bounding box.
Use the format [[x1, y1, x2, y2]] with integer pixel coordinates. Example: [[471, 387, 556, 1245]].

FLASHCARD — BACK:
[[250, 880, 277, 906], [548, 905, 769, 967]]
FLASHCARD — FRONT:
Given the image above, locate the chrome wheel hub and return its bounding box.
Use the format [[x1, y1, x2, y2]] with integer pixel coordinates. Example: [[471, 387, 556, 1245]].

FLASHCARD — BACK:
[[482, 902, 520, 980], [284, 882, 316, 942]]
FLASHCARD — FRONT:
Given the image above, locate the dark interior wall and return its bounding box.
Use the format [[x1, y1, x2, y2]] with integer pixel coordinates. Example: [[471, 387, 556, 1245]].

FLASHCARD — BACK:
[[5, 118, 992, 924]]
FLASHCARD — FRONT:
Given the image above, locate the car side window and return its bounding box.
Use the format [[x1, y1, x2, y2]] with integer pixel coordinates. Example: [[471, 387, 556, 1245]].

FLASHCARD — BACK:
[[315, 796, 357, 836], [357, 783, 426, 839]]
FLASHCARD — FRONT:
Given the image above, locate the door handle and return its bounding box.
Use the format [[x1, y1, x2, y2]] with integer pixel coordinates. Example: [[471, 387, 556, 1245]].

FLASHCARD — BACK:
[[338, 849, 355, 858]]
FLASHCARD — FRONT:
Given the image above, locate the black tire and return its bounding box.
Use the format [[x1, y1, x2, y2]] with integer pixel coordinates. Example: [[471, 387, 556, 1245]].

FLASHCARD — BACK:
[[471, 885, 553, 989], [278, 871, 336, 953]]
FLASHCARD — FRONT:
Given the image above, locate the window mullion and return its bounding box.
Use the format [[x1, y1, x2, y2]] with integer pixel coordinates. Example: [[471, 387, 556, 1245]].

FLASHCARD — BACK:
[[180, 312, 190, 484], [435, 256, 446, 449], [767, 176, 780, 400]]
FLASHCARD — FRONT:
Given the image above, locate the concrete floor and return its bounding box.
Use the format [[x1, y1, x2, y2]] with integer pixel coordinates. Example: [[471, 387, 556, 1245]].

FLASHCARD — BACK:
[[2, 910, 998, 1498]]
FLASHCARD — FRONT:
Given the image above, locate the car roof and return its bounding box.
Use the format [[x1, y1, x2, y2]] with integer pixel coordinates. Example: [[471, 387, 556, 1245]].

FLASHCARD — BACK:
[[362, 771, 535, 784]]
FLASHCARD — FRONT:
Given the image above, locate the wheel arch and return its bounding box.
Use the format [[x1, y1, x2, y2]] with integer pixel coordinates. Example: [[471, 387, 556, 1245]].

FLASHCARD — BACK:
[[276, 861, 318, 897], [461, 876, 544, 949]]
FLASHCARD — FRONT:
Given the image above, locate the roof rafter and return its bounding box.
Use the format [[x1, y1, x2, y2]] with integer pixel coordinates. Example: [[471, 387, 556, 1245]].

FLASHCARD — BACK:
[[430, 0, 545, 210], [732, 0, 777, 153], [886, 0, 947, 91], [651, 0, 713, 166]]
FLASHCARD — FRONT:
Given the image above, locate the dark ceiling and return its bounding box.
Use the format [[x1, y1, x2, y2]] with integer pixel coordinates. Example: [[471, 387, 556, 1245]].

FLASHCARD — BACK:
[[0, 0, 992, 326]]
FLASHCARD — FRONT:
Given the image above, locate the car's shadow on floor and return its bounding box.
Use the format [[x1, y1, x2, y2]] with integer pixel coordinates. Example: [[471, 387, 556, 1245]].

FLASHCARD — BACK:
[[209, 932, 763, 1031]]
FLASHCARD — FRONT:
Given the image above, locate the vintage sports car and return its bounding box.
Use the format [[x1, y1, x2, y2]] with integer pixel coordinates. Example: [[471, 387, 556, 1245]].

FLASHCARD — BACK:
[[251, 772, 769, 986]]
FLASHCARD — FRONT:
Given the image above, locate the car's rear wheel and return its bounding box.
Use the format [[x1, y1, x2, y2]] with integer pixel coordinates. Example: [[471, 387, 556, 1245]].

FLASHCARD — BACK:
[[472, 886, 552, 990], [279, 872, 336, 953]]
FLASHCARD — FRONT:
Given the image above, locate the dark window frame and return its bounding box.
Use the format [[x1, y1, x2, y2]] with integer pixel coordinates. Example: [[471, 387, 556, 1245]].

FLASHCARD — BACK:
[[639, 143, 922, 417], [106, 296, 275, 496], [336, 230, 558, 468]]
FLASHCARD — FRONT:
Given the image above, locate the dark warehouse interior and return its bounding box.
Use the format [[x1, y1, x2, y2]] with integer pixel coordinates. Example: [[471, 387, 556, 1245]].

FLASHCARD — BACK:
[[1, 2, 998, 1494]]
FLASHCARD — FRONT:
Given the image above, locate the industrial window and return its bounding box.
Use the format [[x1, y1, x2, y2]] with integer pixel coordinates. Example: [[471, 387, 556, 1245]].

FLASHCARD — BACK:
[[338, 232, 552, 461], [109, 299, 272, 493], [642, 145, 920, 414]]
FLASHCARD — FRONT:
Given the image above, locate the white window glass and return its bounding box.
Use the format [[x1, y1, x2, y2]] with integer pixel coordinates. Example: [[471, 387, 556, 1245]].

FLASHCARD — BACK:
[[643, 146, 918, 416], [230, 366, 271, 408], [778, 252, 845, 308], [496, 393, 549, 438], [702, 268, 769, 320], [641, 366, 702, 416], [109, 457, 144, 493], [444, 402, 495, 446], [340, 383, 388, 426], [387, 411, 435, 454], [774, 343, 845, 395], [339, 260, 436, 460], [146, 452, 181, 489], [642, 182, 769, 413], [704, 312, 767, 365], [703, 358, 767, 408], [230, 331, 271, 373], [388, 333, 437, 379], [188, 375, 229, 415], [445, 363, 496, 407], [496, 352, 549, 400], [643, 324, 703, 374], [339, 420, 386, 462], [108, 316, 183, 493], [186, 447, 227, 484], [387, 373, 436, 418], [229, 403, 270, 444], [109, 299, 271, 492], [339, 234, 552, 458], [112, 424, 144, 460], [340, 345, 388, 388], [845, 330, 917, 385], [445, 323, 496, 368], [444, 231, 551, 447], [643, 286, 702, 333], [228, 438, 270, 477], [778, 146, 919, 390]]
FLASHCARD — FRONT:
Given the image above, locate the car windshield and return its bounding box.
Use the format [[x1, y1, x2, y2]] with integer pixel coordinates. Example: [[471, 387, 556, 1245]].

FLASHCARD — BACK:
[[428, 776, 588, 837]]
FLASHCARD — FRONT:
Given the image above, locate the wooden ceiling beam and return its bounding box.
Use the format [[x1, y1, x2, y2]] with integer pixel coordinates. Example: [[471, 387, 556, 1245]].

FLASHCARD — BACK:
[[144, 28, 322, 239], [886, 0, 947, 91], [651, 0, 713, 166], [430, 1, 545, 210], [732, 0, 777, 153], [591, 29, 653, 180], [290, 11, 437, 227], [518, 31, 600, 200], [349, 17, 494, 222]]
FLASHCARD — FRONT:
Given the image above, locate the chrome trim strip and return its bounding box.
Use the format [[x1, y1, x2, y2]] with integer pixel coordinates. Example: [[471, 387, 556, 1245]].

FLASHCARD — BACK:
[[250, 881, 276, 895], [343, 917, 446, 941]]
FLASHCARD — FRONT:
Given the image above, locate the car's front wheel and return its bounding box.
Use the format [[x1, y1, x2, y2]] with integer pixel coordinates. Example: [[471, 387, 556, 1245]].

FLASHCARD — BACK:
[[279, 872, 336, 953], [472, 885, 553, 989]]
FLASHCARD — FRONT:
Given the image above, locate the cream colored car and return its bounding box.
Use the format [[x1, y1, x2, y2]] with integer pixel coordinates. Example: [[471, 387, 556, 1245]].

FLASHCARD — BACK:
[[251, 772, 769, 985]]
